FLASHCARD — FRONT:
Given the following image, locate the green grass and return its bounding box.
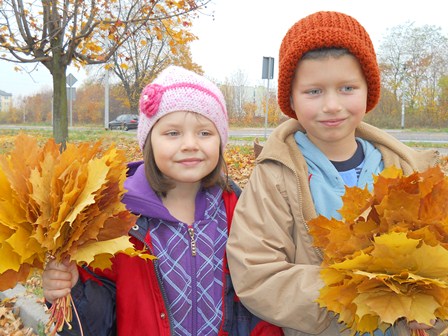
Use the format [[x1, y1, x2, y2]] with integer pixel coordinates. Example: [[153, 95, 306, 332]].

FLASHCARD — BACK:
[[399, 127, 448, 133], [1, 127, 447, 149], [403, 141, 448, 148], [36, 322, 46, 336], [0, 128, 259, 144], [0, 128, 136, 142]]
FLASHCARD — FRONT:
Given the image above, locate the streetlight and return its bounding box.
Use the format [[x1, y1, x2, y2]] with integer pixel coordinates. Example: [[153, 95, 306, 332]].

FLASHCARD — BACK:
[[401, 92, 405, 129], [401, 65, 407, 129]]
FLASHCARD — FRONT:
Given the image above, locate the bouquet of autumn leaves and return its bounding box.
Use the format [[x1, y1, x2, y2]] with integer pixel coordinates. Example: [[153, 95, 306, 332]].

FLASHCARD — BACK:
[[0, 134, 151, 335], [308, 165, 448, 336]]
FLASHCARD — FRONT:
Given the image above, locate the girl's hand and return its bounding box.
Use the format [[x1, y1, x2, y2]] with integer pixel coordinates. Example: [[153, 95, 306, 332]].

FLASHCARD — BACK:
[[408, 320, 432, 330], [408, 319, 448, 335], [42, 258, 79, 304]]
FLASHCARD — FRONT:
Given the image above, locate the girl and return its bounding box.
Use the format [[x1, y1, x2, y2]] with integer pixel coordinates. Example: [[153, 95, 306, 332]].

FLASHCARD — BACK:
[[42, 66, 283, 336]]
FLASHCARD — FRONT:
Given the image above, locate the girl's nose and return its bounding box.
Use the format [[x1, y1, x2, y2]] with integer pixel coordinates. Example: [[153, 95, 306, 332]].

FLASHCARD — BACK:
[[181, 133, 199, 150]]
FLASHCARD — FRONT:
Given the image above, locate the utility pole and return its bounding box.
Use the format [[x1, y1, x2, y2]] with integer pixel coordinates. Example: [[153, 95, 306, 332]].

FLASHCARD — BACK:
[[104, 67, 110, 130], [401, 93, 405, 129], [401, 65, 407, 129]]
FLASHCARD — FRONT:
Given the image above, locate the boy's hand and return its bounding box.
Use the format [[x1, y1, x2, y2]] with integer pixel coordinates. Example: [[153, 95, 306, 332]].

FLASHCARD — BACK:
[[42, 258, 79, 303]]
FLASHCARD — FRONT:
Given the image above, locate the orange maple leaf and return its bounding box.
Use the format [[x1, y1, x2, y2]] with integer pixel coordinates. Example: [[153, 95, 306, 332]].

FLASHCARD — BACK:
[[0, 133, 153, 335], [309, 165, 448, 335]]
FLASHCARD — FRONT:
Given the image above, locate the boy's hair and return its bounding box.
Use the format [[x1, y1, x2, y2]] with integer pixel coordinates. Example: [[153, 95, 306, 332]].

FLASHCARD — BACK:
[[301, 47, 351, 61], [278, 11, 380, 118], [143, 131, 229, 196], [137, 65, 228, 151]]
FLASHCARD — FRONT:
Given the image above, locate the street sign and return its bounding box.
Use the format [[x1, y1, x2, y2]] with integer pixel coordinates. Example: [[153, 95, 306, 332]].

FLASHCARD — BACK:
[[262, 57, 274, 79], [66, 73, 78, 87]]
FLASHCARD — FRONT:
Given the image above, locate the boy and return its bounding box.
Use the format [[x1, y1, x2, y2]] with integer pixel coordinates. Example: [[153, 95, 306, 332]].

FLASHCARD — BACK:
[[227, 11, 441, 336]]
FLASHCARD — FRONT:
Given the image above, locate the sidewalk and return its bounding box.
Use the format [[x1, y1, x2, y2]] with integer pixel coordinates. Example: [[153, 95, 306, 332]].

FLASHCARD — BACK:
[[0, 283, 51, 334]]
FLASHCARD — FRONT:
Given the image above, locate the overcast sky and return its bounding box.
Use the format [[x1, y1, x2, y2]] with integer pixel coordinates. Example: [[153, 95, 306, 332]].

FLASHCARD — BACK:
[[1, 0, 448, 98]]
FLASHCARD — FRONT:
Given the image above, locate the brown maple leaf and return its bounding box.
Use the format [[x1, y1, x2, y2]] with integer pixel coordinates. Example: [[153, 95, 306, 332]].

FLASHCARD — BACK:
[[308, 166, 448, 335], [0, 133, 154, 335]]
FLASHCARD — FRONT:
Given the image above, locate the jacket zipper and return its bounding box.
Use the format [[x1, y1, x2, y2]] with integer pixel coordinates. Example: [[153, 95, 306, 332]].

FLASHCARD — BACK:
[[187, 225, 197, 256], [130, 222, 175, 334], [186, 224, 198, 335]]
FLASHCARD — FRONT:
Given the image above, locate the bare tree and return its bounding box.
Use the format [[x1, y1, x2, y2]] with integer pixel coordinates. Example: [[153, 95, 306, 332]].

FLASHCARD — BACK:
[[0, 0, 210, 146], [221, 69, 248, 120], [110, 19, 202, 114], [377, 22, 448, 126]]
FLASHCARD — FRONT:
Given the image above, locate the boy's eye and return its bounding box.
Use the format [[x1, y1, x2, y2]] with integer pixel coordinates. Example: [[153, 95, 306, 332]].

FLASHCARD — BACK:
[[307, 88, 321, 95]]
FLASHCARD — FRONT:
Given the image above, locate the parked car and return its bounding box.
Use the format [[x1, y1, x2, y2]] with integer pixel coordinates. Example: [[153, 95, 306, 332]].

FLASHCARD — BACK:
[[108, 114, 139, 131]]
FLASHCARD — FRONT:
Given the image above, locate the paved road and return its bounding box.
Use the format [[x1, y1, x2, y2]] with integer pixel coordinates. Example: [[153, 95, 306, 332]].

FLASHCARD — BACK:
[[1, 124, 447, 141], [229, 128, 448, 142], [229, 128, 448, 155], [1, 124, 448, 153]]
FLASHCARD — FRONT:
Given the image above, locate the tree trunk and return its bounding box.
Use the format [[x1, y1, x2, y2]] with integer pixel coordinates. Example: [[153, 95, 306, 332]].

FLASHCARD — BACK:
[[129, 97, 139, 114], [51, 59, 69, 149]]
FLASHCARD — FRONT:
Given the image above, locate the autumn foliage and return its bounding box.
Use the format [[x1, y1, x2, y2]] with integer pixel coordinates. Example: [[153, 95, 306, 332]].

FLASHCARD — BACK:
[[224, 145, 256, 188], [308, 166, 448, 335], [0, 134, 156, 334]]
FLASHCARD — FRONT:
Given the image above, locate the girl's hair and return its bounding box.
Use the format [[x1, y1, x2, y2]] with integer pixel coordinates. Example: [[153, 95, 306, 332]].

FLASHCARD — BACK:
[[143, 129, 229, 197], [300, 47, 351, 61]]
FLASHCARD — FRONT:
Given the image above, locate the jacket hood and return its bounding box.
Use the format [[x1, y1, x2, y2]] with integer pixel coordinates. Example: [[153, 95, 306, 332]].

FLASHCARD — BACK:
[[122, 161, 173, 220], [259, 119, 439, 175]]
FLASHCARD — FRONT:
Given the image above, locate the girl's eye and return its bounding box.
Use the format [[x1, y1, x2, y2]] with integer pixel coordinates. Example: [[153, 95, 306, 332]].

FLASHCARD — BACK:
[[166, 131, 179, 136], [341, 86, 354, 92], [199, 130, 211, 136]]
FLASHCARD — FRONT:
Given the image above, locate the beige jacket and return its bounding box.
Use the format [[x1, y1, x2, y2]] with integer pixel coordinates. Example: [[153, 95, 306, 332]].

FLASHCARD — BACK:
[[226, 119, 439, 336]]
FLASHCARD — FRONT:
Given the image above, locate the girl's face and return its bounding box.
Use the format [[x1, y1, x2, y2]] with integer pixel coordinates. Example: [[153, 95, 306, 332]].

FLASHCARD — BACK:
[[290, 54, 368, 156], [150, 111, 221, 187]]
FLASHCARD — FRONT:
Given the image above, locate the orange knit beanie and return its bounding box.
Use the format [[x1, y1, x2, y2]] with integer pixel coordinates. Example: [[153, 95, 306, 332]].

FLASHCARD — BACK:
[[278, 11, 380, 119]]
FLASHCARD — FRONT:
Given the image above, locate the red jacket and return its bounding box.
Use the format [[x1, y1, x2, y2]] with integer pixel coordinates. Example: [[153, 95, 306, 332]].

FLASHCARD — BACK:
[[63, 190, 283, 336]]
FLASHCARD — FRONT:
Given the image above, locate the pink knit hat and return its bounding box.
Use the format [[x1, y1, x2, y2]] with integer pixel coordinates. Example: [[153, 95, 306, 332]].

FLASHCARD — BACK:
[[137, 66, 228, 150]]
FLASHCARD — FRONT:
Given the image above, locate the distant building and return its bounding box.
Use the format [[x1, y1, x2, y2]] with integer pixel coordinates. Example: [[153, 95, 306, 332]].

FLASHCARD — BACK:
[[0, 90, 12, 113], [220, 84, 278, 118]]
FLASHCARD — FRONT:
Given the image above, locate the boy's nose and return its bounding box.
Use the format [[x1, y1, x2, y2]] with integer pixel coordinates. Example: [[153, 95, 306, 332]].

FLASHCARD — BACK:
[[322, 92, 342, 113]]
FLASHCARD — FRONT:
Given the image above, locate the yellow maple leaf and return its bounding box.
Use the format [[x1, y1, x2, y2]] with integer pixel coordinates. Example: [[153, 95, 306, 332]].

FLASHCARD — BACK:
[[87, 247, 156, 270], [72, 236, 134, 267], [338, 185, 372, 222], [0, 133, 146, 332], [0, 134, 141, 286], [310, 166, 448, 334], [0, 242, 22, 273]]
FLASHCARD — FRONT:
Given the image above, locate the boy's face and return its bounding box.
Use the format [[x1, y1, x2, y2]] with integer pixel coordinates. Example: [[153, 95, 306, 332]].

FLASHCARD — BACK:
[[290, 54, 368, 159]]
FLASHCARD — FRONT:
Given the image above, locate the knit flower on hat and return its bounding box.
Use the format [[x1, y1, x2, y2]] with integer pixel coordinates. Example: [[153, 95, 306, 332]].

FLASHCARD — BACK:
[[139, 83, 164, 117]]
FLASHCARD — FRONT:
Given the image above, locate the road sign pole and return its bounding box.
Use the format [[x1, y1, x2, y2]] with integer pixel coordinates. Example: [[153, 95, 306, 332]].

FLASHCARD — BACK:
[[262, 57, 274, 140], [66, 73, 78, 128], [70, 89, 73, 127]]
